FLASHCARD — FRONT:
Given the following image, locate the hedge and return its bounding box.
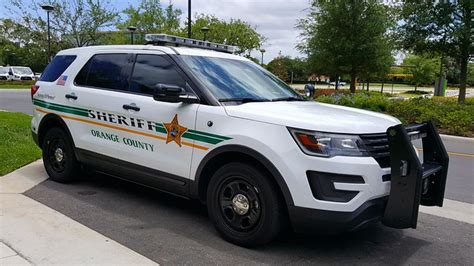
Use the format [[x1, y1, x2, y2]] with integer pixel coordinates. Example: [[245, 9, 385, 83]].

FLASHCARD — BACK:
[[315, 93, 474, 137], [0, 80, 35, 86]]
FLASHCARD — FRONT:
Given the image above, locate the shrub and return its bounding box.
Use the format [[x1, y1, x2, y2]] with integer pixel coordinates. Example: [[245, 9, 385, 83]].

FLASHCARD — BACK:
[[404, 90, 429, 95], [315, 94, 474, 137], [0, 80, 35, 86]]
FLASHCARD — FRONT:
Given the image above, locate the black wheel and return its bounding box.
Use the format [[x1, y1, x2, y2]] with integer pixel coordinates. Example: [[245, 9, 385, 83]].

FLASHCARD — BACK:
[[207, 162, 284, 247], [42, 127, 80, 183]]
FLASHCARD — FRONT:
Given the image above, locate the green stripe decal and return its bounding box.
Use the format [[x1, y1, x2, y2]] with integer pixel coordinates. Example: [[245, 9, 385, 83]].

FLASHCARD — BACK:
[[33, 99, 88, 117], [34, 99, 232, 145], [155, 123, 231, 145], [187, 129, 232, 140]]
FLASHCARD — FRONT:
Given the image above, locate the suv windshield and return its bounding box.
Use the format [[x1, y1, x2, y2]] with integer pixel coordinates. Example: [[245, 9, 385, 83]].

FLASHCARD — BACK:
[[0, 67, 8, 74], [12, 67, 33, 75], [180, 56, 302, 103]]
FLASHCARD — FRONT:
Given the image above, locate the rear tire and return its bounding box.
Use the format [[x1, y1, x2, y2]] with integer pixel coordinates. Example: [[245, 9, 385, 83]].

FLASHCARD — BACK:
[[42, 127, 80, 183], [207, 162, 284, 247]]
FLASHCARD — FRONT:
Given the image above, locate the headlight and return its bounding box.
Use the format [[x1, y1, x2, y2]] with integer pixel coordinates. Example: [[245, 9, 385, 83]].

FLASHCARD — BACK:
[[289, 128, 369, 157]]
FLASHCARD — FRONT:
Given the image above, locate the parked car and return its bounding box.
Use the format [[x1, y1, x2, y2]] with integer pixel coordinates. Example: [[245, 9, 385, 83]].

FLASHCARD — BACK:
[[8, 66, 36, 81], [31, 34, 449, 247], [329, 81, 346, 86], [0, 67, 10, 80]]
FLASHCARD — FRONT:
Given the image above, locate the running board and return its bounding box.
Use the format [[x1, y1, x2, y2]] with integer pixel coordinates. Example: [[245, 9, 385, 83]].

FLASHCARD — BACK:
[[382, 121, 449, 229]]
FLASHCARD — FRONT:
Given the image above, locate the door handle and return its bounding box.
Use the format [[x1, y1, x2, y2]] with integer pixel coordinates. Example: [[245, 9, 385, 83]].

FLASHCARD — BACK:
[[65, 93, 78, 100], [123, 104, 140, 112]]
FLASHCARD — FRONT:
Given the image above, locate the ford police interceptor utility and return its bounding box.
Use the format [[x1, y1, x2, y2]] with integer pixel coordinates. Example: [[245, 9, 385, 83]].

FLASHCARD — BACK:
[[31, 34, 449, 247]]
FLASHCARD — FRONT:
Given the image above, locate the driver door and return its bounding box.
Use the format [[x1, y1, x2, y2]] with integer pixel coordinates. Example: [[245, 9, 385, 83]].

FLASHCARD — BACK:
[[123, 52, 200, 179]]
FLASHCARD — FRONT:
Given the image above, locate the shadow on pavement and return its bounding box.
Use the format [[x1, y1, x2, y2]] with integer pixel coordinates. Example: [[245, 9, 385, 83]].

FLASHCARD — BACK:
[[25, 172, 470, 265]]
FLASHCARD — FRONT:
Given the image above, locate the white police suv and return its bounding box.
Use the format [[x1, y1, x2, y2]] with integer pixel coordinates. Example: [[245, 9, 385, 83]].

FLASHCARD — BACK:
[[31, 34, 449, 247]]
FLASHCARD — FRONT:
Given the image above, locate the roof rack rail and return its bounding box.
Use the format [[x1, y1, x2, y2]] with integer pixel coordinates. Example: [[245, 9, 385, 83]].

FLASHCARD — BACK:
[[144, 34, 237, 54]]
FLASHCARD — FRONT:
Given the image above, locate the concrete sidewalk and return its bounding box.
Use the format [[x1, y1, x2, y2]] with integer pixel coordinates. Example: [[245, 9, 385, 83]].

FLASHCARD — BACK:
[[0, 160, 157, 265]]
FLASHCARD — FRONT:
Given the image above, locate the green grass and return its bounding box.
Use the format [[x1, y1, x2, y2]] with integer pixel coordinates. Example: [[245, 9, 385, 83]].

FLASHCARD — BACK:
[[0, 111, 41, 176], [0, 84, 31, 89]]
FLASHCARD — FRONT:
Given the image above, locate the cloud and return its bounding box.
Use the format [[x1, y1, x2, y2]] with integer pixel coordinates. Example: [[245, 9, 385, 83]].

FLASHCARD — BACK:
[[173, 0, 310, 62]]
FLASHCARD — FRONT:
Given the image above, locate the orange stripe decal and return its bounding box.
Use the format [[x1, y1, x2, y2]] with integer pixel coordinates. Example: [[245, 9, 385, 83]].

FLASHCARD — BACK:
[[36, 108, 209, 151]]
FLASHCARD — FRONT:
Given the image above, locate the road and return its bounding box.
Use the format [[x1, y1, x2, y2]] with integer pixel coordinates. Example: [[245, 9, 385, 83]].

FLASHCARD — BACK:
[[2, 89, 473, 264], [0, 89, 34, 115], [25, 173, 473, 264]]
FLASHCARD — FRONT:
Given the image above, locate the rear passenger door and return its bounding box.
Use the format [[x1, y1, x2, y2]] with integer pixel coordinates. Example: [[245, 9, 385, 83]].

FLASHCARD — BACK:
[[69, 51, 198, 181], [68, 52, 138, 163]]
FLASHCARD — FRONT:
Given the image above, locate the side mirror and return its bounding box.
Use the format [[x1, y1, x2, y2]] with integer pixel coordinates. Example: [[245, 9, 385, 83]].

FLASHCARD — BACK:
[[153, 83, 200, 104]]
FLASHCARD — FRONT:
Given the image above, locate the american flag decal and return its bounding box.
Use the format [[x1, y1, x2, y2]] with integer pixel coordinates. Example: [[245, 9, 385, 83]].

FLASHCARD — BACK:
[[56, 75, 67, 86]]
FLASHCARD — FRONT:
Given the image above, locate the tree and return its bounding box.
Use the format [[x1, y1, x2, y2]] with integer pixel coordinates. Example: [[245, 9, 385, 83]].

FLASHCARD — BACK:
[[266, 56, 309, 83], [7, 0, 118, 47], [0, 18, 67, 71], [184, 14, 265, 56], [402, 54, 440, 89], [266, 56, 290, 81], [297, 0, 394, 92], [116, 0, 182, 38], [398, 0, 472, 103], [468, 64, 474, 86]]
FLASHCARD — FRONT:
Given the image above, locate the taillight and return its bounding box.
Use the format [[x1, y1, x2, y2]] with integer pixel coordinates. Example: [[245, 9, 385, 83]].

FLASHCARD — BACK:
[[31, 85, 40, 99]]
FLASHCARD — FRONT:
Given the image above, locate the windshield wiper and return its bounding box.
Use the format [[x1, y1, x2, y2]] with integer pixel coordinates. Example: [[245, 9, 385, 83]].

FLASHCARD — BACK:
[[271, 96, 305, 102], [218, 98, 270, 103]]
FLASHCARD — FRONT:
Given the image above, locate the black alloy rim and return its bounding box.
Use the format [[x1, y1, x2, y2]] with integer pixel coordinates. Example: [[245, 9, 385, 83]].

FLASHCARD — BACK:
[[218, 177, 262, 232], [47, 138, 67, 173]]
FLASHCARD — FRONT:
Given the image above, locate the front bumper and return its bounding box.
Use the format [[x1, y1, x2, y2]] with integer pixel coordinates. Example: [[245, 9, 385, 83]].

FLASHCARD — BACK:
[[289, 197, 388, 234], [286, 121, 448, 233]]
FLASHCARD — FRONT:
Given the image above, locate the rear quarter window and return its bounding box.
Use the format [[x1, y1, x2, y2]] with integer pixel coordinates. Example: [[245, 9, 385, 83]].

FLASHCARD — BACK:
[[74, 53, 132, 92], [39, 55, 77, 82]]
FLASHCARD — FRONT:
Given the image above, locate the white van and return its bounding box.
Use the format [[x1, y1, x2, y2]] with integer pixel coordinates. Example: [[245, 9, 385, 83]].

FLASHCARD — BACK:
[[8, 66, 35, 81]]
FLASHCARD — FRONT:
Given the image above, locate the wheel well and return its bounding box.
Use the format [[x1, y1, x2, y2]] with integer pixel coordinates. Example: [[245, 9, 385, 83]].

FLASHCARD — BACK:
[[197, 151, 290, 209], [38, 114, 73, 148]]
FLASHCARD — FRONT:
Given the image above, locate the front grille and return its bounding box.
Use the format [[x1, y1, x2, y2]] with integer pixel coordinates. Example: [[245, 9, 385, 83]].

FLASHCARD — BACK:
[[360, 133, 390, 168]]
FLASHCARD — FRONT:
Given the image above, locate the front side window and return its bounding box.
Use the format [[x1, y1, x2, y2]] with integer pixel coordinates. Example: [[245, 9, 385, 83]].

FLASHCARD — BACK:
[[180, 56, 301, 103], [129, 54, 187, 95], [40, 55, 77, 82], [75, 54, 131, 91]]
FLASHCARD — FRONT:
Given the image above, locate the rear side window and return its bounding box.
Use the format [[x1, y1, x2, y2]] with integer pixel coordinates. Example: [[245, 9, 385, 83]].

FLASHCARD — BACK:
[[39, 55, 77, 82], [129, 54, 187, 95], [75, 54, 132, 91]]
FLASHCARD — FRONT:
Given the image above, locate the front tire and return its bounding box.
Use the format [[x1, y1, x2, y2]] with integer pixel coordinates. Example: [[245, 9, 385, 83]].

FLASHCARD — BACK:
[[42, 127, 80, 183], [207, 162, 284, 247]]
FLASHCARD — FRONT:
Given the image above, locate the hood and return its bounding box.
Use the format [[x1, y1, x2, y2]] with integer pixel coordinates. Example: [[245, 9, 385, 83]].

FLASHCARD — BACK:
[[224, 101, 400, 134]]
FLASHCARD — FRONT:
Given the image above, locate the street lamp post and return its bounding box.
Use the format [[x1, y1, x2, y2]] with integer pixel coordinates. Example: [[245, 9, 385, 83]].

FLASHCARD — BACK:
[[187, 0, 192, 38], [127, 26, 137, 45], [259, 48, 266, 65], [200, 27, 209, 41], [40, 4, 54, 62]]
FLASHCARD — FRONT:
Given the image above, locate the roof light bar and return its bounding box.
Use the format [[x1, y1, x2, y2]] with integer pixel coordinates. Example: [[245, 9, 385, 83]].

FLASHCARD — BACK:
[[145, 34, 237, 54]]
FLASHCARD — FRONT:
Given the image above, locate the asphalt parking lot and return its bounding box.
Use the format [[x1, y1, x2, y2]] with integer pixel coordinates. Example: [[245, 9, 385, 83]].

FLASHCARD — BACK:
[[25, 172, 473, 265], [2, 88, 473, 264]]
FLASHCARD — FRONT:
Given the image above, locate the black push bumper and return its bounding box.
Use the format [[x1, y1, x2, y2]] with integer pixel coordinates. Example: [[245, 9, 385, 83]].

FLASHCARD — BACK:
[[289, 121, 449, 233], [382, 121, 449, 229]]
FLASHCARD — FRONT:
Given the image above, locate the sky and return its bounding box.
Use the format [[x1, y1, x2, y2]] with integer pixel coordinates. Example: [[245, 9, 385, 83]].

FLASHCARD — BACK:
[[157, 0, 310, 62], [0, 0, 310, 63]]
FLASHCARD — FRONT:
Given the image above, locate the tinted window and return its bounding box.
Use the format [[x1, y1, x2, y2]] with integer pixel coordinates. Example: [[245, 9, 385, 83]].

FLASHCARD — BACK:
[[130, 54, 187, 95], [39, 55, 76, 82], [75, 54, 131, 91], [180, 55, 300, 101]]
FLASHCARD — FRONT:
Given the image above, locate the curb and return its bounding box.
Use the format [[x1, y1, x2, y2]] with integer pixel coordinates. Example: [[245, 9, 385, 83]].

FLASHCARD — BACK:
[[440, 134, 474, 144]]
